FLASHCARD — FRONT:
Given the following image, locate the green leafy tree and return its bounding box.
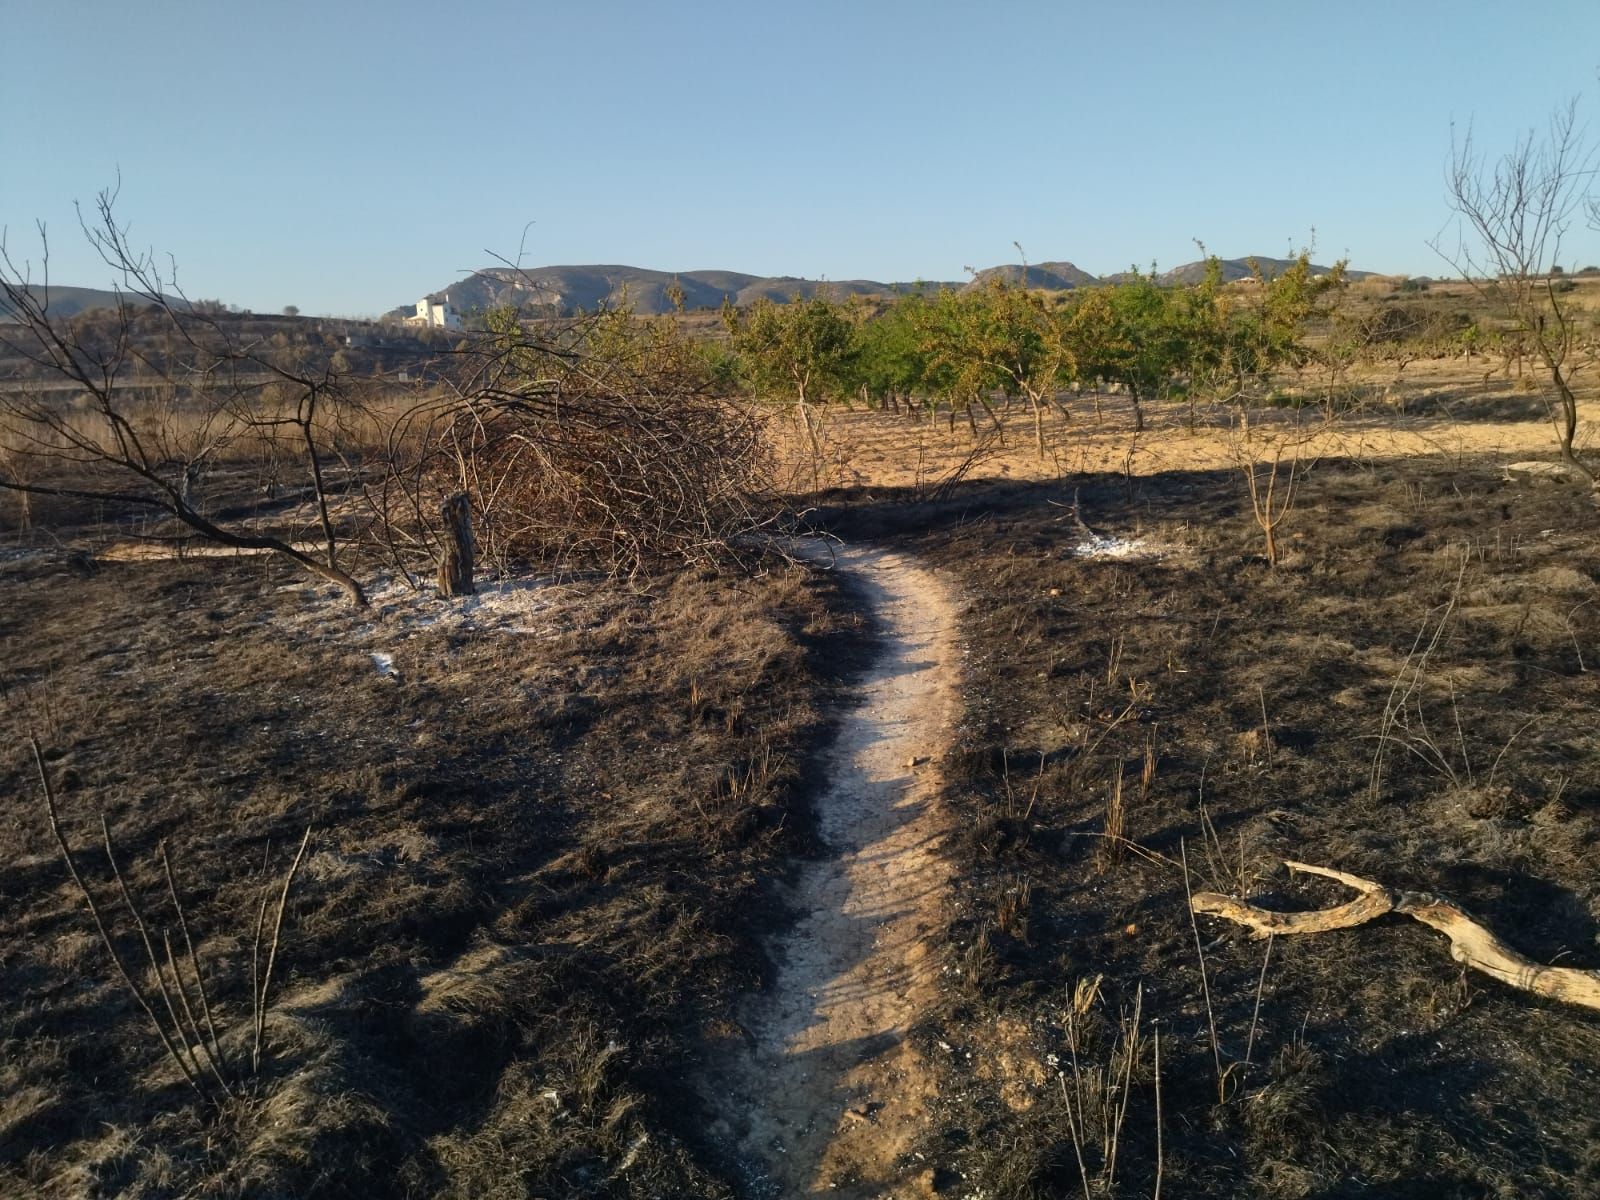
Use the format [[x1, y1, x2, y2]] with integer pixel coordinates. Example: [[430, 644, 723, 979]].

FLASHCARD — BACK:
[[1099, 269, 1188, 432], [965, 279, 1073, 455], [723, 294, 858, 472], [724, 295, 858, 413], [905, 287, 1009, 437], [852, 297, 932, 413], [1223, 253, 1347, 408], [1059, 273, 1180, 433], [1169, 257, 1230, 426]]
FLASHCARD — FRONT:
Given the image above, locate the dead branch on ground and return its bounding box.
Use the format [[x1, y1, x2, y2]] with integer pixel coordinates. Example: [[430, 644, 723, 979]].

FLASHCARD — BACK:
[[1192, 859, 1600, 1012]]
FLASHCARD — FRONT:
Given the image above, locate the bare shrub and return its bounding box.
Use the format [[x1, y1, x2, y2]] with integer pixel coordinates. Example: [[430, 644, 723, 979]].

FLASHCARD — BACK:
[[1434, 99, 1600, 483], [32, 737, 311, 1105], [1228, 418, 1319, 566]]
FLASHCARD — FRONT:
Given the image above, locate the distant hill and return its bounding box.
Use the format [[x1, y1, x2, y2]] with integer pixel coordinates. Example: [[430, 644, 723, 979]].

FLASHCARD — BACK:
[[395, 266, 964, 320], [0, 284, 194, 322], [404, 254, 1375, 317], [965, 261, 1100, 291]]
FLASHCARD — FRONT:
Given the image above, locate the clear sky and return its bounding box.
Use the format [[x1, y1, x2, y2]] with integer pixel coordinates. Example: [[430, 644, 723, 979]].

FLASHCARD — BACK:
[[5, 0, 1599, 316]]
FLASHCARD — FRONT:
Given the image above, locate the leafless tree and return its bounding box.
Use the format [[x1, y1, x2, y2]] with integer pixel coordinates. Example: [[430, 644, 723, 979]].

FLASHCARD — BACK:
[[1433, 99, 1599, 482], [0, 183, 369, 604]]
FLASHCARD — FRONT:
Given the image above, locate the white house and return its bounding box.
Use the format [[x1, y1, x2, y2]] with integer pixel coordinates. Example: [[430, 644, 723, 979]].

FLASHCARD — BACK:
[[408, 295, 462, 331]]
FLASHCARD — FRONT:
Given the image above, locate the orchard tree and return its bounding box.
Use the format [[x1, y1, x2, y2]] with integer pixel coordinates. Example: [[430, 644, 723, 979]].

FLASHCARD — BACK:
[[966, 279, 1073, 456], [1168, 256, 1230, 425], [852, 296, 931, 414], [1061, 279, 1177, 432], [1222, 252, 1346, 432], [906, 287, 1009, 437], [724, 295, 857, 417], [1099, 269, 1190, 433]]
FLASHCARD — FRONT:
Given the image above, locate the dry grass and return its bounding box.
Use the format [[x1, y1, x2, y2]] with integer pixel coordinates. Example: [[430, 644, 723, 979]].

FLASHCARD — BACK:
[[769, 356, 1600, 495]]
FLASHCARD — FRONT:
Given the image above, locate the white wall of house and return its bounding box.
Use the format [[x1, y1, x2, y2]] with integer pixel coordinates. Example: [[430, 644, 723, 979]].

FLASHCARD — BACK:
[[410, 296, 462, 331]]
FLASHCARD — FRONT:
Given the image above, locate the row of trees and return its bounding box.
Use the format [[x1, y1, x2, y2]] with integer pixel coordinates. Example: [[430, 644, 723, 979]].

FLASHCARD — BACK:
[[722, 256, 1348, 455]]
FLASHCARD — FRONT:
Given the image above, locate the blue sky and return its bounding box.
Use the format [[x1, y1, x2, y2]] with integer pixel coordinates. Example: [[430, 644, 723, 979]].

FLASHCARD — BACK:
[[5, 0, 1599, 316]]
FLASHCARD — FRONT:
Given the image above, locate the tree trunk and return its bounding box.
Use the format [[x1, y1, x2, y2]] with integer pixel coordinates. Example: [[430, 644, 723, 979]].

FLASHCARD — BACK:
[[436, 492, 475, 597], [1535, 345, 1593, 480]]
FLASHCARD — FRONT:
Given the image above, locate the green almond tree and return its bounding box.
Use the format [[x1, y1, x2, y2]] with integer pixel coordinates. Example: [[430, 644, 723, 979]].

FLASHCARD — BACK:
[[905, 287, 1009, 439], [724, 295, 857, 412], [969, 279, 1074, 457], [852, 295, 932, 415], [1222, 253, 1347, 421], [723, 293, 859, 477]]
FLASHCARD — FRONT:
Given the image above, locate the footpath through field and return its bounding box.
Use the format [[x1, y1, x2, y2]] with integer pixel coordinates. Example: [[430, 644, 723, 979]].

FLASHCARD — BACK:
[[706, 541, 962, 1198]]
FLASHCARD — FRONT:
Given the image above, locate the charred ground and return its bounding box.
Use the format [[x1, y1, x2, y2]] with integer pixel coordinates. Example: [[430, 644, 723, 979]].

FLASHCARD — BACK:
[[4, 429, 1600, 1199], [819, 457, 1600, 1197], [0, 538, 873, 1197]]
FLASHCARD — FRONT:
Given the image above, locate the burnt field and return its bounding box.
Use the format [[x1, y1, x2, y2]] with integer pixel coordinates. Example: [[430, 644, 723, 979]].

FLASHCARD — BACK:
[[3, 444, 1600, 1199], [823, 455, 1600, 1197], [0, 537, 872, 1197]]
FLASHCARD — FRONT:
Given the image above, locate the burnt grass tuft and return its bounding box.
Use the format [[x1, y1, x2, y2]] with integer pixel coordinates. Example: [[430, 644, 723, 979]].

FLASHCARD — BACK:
[[829, 456, 1600, 1198], [0, 546, 872, 1197]]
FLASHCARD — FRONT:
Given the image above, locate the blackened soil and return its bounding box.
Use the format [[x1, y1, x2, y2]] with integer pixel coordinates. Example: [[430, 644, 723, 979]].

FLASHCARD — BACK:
[[833, 456, 1600, 1199]]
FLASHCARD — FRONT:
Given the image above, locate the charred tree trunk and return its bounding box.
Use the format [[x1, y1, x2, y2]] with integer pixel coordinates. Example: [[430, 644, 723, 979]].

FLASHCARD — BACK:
[[436, 492, 475, 597]]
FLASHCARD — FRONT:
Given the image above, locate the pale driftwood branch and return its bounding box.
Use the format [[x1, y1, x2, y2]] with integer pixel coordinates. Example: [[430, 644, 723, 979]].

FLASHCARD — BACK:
[[1190, 860, 1395, 939], [1192, 859, 1600, 1013], [1395, 892, 1600, 1012], [1281, 859, 1390, 894]]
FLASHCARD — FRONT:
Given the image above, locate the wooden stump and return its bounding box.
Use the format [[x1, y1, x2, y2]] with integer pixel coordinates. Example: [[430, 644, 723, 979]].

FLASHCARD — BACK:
[[437, 492, 475, 597]]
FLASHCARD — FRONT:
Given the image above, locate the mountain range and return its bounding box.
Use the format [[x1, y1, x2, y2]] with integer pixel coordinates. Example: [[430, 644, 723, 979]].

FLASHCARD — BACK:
[[401, 256, 1368, 317], [2, 256, 1372, 324]]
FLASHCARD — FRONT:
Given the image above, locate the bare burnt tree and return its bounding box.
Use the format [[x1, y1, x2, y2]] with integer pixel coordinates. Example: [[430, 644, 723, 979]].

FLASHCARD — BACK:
[[0, 184, 369, 604], [1434, 100, 1599, 482]]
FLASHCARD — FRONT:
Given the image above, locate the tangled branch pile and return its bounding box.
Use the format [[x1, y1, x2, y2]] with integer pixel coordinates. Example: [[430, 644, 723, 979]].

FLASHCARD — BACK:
[[367, 305, 774, 582]]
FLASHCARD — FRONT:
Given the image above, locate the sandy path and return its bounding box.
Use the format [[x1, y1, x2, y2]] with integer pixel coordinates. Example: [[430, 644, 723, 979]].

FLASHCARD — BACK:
[[707, 541, 962, 1198]]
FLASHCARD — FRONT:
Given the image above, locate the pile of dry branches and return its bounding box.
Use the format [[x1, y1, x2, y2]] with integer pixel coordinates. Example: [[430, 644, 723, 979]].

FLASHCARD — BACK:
[[365, 309, 774, 583]]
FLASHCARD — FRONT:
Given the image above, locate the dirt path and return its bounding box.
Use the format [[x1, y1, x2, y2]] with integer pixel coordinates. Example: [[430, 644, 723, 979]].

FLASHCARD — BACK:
[[707, 541, 963, 1198]]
